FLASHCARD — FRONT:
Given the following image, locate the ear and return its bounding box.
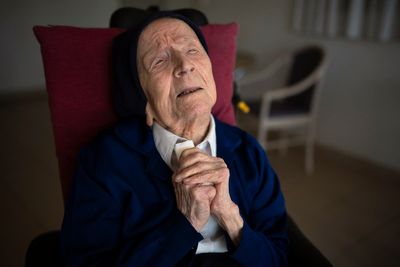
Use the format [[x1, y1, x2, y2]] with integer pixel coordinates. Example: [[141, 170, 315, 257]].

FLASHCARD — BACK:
[[145, 102, 155, 127]]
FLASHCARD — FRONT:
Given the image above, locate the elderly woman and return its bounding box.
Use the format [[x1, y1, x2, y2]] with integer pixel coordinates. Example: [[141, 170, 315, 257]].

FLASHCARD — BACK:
[[60, 12, 287, 267]]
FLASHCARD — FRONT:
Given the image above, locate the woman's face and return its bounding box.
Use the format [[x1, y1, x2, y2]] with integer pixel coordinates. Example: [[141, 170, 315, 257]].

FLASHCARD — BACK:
[[137, 18, 216, 129]]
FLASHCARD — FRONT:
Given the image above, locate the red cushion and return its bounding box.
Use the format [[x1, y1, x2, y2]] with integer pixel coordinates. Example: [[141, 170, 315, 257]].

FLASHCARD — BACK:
[[33, 23, 238, 201], [203, 24, 237, 126]]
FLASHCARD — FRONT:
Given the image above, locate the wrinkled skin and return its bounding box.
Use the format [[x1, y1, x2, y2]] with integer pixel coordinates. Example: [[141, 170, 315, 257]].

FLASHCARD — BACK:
[[137, 18, 243, 244]]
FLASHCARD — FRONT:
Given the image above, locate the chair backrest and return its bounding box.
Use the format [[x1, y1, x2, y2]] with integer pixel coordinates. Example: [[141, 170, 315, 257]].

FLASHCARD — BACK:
[[288, 46, 324, 86], [110, 7, 209, 28], [273, 46, 325, 115], [34, 23, 238, 203]]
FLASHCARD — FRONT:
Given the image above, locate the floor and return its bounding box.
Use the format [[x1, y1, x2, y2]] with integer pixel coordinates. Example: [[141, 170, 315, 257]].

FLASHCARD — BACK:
[[0, 92, 399, 267]]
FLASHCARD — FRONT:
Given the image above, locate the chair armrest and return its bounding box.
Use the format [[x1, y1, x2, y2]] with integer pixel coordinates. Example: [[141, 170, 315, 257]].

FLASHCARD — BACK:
[[26, 231, 60, 267], [287, 215, 333, 267], [237, 52, 292, 87], [262, 57, 328, 102]]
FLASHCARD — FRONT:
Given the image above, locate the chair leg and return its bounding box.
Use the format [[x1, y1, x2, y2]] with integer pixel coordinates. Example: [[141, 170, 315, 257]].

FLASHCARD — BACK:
[[305, 124, 315, 175], [305, 142, 314, 175], [279, 130, 289, 156], [258, 126, 268, 150]]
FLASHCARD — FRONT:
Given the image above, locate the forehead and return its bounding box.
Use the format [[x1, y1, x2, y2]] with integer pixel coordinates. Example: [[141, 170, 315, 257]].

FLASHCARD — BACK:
[[138, 18, 199, 52]]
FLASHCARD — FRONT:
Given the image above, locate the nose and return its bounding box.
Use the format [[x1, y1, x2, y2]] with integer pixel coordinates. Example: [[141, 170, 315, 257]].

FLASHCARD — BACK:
[[174, 53, 195, 77]]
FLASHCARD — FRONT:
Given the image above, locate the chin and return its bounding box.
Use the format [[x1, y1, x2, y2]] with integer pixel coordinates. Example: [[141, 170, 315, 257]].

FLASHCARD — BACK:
[[181, 103, 212, 121]]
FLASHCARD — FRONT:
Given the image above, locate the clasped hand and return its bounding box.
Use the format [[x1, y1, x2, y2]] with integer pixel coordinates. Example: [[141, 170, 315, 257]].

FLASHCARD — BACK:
[[172, 148, 239, 233]]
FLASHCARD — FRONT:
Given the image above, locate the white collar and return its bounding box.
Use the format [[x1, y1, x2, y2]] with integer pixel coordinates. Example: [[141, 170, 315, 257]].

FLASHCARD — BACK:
[[152, 116, 217, 169]]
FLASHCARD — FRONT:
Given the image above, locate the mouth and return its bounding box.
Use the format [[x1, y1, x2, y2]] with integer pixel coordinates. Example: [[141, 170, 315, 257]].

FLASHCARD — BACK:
[[177, 87, 203, 98]]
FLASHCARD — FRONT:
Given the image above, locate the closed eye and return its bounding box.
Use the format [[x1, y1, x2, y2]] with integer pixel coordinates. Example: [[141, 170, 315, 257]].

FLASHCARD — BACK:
[[154, 58, 164, 66], [151, 55, 168, 69], [188, 48, 199, 54]]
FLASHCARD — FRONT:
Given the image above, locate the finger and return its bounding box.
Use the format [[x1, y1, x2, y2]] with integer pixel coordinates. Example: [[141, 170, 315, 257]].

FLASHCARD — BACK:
[[183, 167, 229, 186], [207, 186, 217, 202], [189, 185, 216, 203], [178, 149, 216, 169], [175, 181, 195, 210], [179, 183, 192, 215], [175, 160, 220, 182], [179, 147, 202, 159], [191, 185, 216, 208], [174, 160, 225, 182], [173, 181, 182, 209]]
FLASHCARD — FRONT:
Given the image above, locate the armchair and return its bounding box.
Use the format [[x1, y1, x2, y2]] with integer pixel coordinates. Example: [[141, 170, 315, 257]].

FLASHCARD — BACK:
[[237, 46, 328, 174], [27, 8, 332, 267]]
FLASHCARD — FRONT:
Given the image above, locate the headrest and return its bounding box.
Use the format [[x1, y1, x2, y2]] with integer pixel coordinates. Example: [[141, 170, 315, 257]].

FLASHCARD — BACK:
[[33, 23, 238, 200]]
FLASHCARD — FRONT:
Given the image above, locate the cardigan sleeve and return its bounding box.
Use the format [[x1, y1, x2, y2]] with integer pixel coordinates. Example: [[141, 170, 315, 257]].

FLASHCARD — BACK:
[[60, 146, 203, 267], [229, 138, 288, 267]]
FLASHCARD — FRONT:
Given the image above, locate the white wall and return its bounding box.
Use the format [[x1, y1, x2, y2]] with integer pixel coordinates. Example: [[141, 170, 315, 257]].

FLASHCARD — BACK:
[[317, 40, 400, 171], [223, 0, 400, 171], [0, 0, 120, 93], [124, 0, 400, 170]]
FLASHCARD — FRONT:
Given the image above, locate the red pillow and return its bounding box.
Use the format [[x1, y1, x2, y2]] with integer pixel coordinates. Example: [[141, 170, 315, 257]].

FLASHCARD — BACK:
[[33, 23, 238, 201], [202, 24, 237, 126]]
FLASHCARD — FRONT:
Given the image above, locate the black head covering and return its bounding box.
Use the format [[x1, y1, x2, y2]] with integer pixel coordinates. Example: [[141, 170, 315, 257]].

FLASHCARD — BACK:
[[112, 11, 209, 119]]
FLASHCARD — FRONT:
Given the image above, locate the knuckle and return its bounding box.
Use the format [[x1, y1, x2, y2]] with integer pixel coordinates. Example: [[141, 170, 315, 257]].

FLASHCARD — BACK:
[[194, 194, 203, 202], [216, 157, 224, 163], [178, 169, 190, 179], [212, 169, 220, 178], [190, 186, 200, 195], [191, 190, 202, 201], [180, 151, 204, 166], [208, 172, 217, 181], [181, 147, 196, 157], [205, 171, 213, 180], [183, 183, 191, 191], [222, 167, 230, 177], [207, 187, 216, 198], [191, 162, 203, 173]]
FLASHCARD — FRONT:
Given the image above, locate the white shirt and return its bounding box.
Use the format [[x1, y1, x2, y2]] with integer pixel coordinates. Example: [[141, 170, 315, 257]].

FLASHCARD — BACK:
[[152, 116, 228, 254]]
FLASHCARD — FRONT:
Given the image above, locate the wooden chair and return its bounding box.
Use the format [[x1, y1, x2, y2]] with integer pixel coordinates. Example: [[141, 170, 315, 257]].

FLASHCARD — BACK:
[[237, 45, 328, 174]]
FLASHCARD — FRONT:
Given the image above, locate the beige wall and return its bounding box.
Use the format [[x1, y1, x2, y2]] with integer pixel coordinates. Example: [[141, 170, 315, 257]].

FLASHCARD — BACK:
[[0, 0, 120, 93]]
